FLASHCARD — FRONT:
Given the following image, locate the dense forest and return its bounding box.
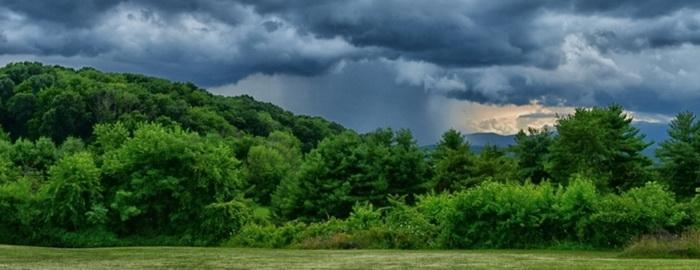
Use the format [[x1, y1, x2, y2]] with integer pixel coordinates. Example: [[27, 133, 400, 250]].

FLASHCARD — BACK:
[[1, 62, 699, 249]]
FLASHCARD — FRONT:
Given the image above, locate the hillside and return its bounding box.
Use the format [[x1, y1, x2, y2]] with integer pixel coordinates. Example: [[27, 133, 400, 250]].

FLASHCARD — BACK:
[[0, 62, 695, 253], [0, 62, 344, 152]]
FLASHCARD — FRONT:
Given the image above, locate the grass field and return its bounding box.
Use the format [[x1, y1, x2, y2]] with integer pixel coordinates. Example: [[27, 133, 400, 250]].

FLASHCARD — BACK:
[[0, 245, 698, 270]]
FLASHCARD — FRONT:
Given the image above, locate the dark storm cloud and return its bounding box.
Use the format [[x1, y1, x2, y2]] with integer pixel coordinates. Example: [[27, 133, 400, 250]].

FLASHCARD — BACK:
[[2, 0, 700, 131], [237, 0, 700, 68], [570, 0, 700, 17], [0, 0, 363, 85], [241, 0, 560, 68], [2, 0, 120, 27]]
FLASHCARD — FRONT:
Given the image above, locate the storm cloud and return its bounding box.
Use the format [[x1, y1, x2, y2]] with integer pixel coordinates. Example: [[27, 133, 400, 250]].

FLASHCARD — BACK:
[[1, 0, 699, 142]]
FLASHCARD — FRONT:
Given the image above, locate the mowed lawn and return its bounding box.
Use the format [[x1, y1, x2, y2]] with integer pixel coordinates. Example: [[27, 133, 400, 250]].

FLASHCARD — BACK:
[[0, 245, 697, 270]]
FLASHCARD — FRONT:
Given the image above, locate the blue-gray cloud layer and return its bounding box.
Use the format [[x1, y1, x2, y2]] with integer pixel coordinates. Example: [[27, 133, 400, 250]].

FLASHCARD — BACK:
[[2, 0, 700, 141]]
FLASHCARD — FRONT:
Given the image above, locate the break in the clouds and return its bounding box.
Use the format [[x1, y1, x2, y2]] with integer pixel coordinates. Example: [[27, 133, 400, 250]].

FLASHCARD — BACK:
[[2, 0, 700, 143]]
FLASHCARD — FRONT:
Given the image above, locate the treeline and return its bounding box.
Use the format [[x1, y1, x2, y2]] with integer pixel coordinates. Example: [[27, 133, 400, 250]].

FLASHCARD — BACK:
[[0, 62, 699, 249]]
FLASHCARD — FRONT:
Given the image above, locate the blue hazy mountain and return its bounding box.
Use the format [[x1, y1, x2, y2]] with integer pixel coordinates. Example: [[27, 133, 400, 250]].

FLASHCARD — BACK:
[[446, 122, 670, 157], [464, 132, 516, 153]]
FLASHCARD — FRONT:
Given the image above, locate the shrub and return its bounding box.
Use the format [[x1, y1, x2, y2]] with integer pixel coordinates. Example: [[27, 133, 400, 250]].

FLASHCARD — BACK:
[[441, 181, 558, 248], [225, 222, 306, 248], [42, 152, 102, 230], [554, 177, 598, 242], [584, 182, 686, 247], [198, 199, 252, 244], [345, 202, 383, 231], [225, 224, 278, 248], [0, 179, 37, 244], [384, 198, 436, 249]]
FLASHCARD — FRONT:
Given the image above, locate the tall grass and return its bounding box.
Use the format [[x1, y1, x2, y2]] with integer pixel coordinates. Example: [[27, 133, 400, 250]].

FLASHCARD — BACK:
[[621, 229, 700, 258]]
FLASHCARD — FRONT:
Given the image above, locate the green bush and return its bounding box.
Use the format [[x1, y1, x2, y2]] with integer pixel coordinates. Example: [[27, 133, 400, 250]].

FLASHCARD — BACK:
[[198, 199, 252, 244], [345, 202, 383, 231], [441, 181, 559, 248], [101, 123, 244, 236], [584, 182, 687, 247], [437, 180, 687, 249], [554, 177, 598, 243], [42, 152, 102, 230], [384, 199, 436, 249], [0, 179, 37, 244], [225, 222, 306, 248]]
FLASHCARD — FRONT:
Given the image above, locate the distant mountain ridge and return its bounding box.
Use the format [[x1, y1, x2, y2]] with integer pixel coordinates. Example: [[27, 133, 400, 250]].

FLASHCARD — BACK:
[[427, 122, 670, 157], [465, 132, 516, 148]]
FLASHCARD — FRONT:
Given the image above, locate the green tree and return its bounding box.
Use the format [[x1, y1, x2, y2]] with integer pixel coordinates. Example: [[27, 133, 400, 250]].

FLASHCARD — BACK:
[[6, 93, 37, 137], [273, 129, 428, 221], [430, 129, 475, 192], [245, 145, 288, 204], [102, 123, 243, 235], [182, 107, 237, 137], [547, 105, 652, 191], [0, 142, 17, 184], [92, 122, 129, 153], [39, 91, 92, 141], [656, 112, 700, 197], [57, 137, 86, 158], [10, 137, 56, 173], [42, 152, 102, 229], [0, 75, 15, 103], [245, 131, 302, 205], [511, 127, 553, 183], [0, 124, 9, 142], [382, 129, 429, 198], [470, 144, 518, 183]]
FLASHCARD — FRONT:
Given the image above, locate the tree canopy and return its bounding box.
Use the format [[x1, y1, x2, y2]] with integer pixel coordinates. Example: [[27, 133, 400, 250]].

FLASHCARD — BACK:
[[0, 62, 698, 249]]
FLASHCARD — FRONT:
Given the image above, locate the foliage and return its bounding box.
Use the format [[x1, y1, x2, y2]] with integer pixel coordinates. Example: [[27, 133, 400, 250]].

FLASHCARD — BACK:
[[512, 127, 553, 183], [102, 123, 243, 236], [272, 129, 428, 221], [441, 181, 559, 248], [1, 62, 699, 250], [0, 62, 343, 149], [42, 152, 102, 230], [469, 145, 517, 184], [546, 105, 653, 191], [583, 182, 686, 247], [430, 129, 475, 192], [656, 112, 700, 197], [244, 131, 301, 204], [198, 199, 252, 244]]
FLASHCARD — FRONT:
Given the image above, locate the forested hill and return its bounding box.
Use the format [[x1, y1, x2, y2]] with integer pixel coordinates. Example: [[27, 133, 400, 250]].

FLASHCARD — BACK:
[[0, 62, 344, 152], [2, 61, 699, 250]]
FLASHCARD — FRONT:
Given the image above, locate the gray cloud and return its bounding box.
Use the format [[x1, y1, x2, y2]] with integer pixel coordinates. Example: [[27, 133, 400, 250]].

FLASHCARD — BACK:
[[570, 0, 700, 17], [2, 0, 700, 140], [210, 59, 447, 143], [0, 1, 365, 85], [518, 112, 559, 120]]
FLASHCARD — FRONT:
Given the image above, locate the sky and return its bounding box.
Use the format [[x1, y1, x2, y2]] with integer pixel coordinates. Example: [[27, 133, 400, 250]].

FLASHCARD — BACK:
[[1, 0, 697, 144]]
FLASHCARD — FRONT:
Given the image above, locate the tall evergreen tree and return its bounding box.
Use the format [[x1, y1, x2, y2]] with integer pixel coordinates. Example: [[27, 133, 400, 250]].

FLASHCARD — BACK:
[[547, 105, 652, 191], [657, 112, 700, 197], [430, 129, 475, 192], [512, 127, 553, 183]]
